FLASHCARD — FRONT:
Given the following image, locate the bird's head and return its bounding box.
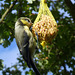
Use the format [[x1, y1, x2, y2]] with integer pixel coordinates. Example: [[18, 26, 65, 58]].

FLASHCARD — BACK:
[[15, 17, 32, 28]]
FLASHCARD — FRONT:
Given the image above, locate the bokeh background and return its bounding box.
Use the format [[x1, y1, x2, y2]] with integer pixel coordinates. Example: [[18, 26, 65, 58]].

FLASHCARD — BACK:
[[0, 0, 75, 75]]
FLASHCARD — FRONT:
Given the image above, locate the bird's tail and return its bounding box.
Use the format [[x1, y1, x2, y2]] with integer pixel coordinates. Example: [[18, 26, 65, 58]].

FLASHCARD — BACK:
[[23, 55, 31, 68], [30, 57, 41, 75]]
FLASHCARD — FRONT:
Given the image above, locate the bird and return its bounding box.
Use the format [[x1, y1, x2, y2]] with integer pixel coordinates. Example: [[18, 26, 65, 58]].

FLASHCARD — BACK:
[[15, 17, 40, 75]]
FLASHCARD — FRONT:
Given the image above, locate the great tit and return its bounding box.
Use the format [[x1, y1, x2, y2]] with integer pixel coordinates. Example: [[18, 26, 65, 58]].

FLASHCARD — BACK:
[[15, 17, 40, 75]]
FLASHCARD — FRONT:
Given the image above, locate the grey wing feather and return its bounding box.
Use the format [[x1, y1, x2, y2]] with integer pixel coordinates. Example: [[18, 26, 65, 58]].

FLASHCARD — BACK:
[[15, 26, 31, 67]]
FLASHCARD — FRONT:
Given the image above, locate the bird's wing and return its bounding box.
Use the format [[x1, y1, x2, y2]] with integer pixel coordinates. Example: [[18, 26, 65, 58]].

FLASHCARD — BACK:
[[15, 26, 31, 67], [21, 30, 31, 68]]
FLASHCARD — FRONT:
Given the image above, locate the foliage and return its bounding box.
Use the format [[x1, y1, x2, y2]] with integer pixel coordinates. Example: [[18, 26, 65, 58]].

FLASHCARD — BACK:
[[0, 0, 75, 75], [0, 59, 3, 70]]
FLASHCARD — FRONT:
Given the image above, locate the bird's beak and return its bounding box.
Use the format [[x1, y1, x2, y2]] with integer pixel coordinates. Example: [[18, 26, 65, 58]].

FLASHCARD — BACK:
[[29, 22, 33, 27]]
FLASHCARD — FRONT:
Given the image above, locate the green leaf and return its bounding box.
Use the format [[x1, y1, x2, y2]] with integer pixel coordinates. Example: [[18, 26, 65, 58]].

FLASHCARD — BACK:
[[0, 59, 3, 70]]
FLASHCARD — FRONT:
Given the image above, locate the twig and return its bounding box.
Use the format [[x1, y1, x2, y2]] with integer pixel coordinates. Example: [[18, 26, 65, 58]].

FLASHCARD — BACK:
[[0, 0, 17, 24]]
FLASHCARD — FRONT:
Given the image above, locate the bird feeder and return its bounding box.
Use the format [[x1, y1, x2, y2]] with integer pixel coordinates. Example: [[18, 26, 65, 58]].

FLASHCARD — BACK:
[[32, 0, 58, 45]]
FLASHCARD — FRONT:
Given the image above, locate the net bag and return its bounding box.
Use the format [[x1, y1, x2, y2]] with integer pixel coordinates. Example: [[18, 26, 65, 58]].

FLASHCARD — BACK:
[[32, 0, 58, 44]]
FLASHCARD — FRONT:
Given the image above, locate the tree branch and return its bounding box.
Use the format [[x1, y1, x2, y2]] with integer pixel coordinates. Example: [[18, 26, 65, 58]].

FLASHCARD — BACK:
[[64, 0, 75, 23], [17, 0, 22, 18], [0, 0, 17, 24]]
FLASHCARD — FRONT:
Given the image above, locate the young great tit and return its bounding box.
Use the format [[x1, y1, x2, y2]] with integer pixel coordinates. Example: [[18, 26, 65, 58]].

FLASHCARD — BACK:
[[15, 17, 40, 75]]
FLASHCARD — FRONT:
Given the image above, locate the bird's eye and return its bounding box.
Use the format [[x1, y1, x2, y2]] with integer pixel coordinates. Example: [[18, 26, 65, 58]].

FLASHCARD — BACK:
[[25, 19, 31, 23]]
